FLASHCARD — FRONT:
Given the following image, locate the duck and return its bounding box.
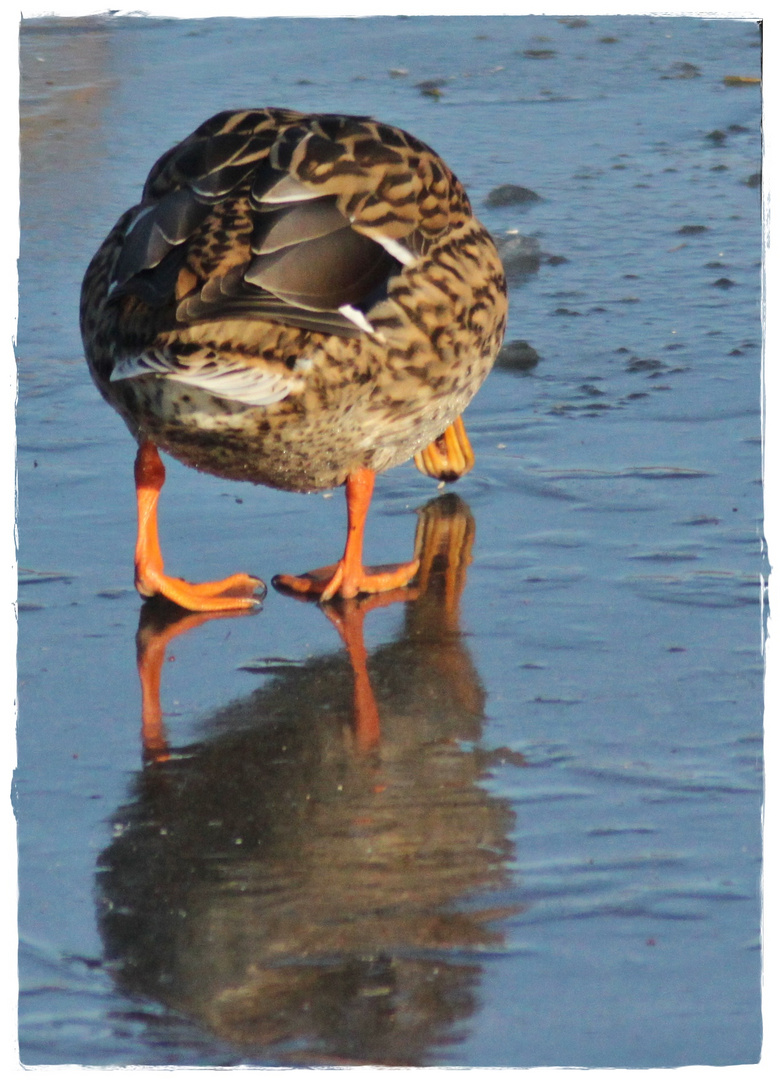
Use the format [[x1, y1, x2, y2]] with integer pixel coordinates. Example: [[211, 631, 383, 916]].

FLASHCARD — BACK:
[[80, 107, 507, 610]]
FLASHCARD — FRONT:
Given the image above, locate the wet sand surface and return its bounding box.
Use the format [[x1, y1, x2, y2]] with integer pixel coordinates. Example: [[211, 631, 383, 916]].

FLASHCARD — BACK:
[[17, 14, 762, 1067]]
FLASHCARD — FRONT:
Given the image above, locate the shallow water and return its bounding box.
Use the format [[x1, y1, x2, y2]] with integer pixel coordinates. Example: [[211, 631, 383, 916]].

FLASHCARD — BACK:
[[17, 13, 763, 1067]]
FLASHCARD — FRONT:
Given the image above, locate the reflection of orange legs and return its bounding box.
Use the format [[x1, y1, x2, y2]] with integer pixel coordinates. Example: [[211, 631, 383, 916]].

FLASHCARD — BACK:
[[136, 602, 257, 761], [321, 590, 415, 754], [413, 415, 475, 482], [274, 468, 419, 603], [323, 602, 381, 753], [134, 441, 264, 612], [412, 493, 475, 632], [405, 494, 485, 716]]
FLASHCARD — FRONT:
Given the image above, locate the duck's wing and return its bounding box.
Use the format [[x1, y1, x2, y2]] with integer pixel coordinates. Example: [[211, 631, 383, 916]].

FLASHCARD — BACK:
[[104, 108, 471, 341]]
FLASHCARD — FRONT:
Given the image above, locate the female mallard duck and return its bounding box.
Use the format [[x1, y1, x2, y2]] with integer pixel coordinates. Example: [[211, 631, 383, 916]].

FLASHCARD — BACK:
[[80, 108, 507, 610]]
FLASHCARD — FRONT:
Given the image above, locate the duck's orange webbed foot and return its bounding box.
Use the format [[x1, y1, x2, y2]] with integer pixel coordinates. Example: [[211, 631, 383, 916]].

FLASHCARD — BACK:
[[413, 414, 475, 483], [274, 559, 420, 602], [134, 441, 265, 613], [273, 468, 419, 603]]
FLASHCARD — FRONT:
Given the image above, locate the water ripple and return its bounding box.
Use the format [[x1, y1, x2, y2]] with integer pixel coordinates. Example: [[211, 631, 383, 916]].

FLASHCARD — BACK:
[[625, 570, 759, 608]]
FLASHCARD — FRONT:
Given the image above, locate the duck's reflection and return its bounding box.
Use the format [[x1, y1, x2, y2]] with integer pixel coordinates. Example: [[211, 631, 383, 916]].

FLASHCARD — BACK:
[[97, 495, 522, 1065]]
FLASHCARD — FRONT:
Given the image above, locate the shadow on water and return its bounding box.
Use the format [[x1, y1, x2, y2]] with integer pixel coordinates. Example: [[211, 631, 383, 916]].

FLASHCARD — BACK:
[[95, 495, 523, 1066]]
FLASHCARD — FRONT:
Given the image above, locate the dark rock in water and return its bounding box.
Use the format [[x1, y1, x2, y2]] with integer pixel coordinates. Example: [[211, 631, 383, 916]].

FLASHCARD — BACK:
[[744, 172, 761, 188], [661, 62, 702, 80], [416, 78, 448, 98], [706, 129, 728, 144], [485, 183, 542, 208], [493, 232, 542, 276], [495, 339, 540, 371], [676, 224, 709, 235], [626, 357, 666, 373], [712, 277, 736, 289]]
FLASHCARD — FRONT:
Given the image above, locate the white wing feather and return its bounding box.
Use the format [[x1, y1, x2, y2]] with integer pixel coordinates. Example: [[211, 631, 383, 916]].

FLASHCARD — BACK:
[[109, 349, 300, 407]]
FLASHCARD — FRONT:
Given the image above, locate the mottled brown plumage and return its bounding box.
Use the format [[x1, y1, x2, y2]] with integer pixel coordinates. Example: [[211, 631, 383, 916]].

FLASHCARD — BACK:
[[81, 108, 507, 608]]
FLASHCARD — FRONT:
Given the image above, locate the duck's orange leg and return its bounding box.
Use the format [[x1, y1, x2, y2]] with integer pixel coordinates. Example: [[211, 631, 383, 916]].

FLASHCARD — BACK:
[[134, 441, 264, 612], [274, 467, 419, 602]]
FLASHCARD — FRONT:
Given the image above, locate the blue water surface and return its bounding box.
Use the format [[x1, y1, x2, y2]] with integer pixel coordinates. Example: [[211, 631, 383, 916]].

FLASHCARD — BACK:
[[17, 13, 763, 1068]]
